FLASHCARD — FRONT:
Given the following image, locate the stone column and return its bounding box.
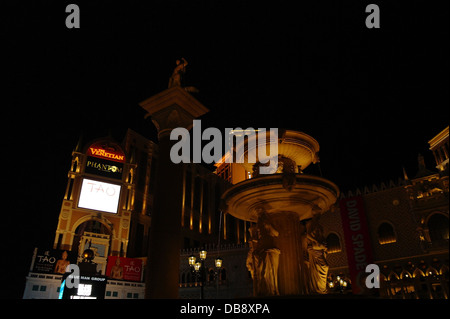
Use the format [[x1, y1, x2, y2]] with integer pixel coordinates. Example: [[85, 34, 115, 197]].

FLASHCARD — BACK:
[[139, 86, 208, 298]]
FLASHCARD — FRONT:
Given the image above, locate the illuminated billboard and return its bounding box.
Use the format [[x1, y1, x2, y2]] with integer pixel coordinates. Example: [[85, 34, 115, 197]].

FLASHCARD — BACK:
[[78, 178, 121, 214], [85, 157, 124, 180], [60, 274, 107, 299], [106, 256, 143, 282], [84, 141, 125, 180], [87, 141, 126, 163], [32, 248, 77, 274]]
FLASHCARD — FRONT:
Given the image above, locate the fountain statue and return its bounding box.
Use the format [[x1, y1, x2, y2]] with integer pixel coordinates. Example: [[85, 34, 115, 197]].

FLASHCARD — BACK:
[[246, 209, 281, 296]]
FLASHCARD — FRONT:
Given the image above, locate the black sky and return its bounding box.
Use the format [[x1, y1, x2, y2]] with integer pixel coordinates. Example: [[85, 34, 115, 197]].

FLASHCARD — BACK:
[[2, 0, 449, 298]]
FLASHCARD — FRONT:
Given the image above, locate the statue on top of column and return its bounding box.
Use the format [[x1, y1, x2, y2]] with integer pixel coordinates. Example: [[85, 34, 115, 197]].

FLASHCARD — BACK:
[[168, 58, 199, 93], [168, 58, 188, 88]]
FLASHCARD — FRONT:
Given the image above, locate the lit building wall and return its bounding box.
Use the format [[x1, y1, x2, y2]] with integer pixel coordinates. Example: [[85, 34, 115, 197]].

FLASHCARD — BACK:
[[24, 122, 448, 299], [123, 129, 157, 258], [180, 162, 250, 249], [53, 136, 136, 274], [320, 127, 449, 298]]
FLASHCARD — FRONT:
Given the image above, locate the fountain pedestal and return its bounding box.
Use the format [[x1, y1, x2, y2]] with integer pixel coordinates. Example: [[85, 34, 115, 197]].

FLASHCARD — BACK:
[[222, 131, 339, 296]]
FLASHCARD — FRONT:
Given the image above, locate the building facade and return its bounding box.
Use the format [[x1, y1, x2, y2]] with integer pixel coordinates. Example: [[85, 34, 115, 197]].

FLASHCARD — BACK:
[[321, 126, 449, 298], [22, 128, 243, 299], [23, 117, 448, 299], [212, 126, 449, 299]]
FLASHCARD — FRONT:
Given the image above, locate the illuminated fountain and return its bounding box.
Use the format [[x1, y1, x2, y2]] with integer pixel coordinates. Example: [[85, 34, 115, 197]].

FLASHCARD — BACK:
[[222, 130, 339, 296]]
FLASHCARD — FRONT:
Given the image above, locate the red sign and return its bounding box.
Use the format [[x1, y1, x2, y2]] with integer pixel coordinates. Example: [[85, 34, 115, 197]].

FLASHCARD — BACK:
[[87, 142, 126, 163], [339, 196, 374, 294], [106, 256, 143, 282]]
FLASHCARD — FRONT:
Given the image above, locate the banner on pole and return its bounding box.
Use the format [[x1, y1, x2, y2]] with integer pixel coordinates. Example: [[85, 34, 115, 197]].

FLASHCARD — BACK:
[[339, 196, 374, 294]]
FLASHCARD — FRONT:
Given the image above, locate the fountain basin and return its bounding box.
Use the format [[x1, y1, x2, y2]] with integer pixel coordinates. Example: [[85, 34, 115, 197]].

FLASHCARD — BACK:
[[223, 174, 339, 222], [236, 130, 320, 174]]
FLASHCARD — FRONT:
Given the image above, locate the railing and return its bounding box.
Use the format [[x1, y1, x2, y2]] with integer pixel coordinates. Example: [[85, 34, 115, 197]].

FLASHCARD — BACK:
[[180, 243, 249, 255]]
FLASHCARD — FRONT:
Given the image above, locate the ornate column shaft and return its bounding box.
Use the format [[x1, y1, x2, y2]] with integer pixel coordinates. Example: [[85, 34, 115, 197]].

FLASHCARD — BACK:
[[139, 86, 208, 298]]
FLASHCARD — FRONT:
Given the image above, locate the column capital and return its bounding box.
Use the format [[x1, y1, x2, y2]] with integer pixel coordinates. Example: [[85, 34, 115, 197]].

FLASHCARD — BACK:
[[139, 86, 209, 138]]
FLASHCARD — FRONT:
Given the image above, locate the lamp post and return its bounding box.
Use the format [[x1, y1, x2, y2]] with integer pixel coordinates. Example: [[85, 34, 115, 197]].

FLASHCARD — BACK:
[[188, 249, 223, 299], [214, 256, 223, 298], [328, 274, 350, 294]]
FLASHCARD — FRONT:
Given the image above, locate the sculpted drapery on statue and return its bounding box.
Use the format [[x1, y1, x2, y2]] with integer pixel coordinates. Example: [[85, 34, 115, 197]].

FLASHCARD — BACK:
[[246, 207, 330, 296], [246, 224, 260, 296], [246, 209, 281, 296], [258, 211, 281, 296], [303, 214, 329, 294]]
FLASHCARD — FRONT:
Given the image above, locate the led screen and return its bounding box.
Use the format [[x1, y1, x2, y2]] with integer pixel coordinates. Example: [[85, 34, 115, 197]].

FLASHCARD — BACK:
[[78, 178, 121, 214]]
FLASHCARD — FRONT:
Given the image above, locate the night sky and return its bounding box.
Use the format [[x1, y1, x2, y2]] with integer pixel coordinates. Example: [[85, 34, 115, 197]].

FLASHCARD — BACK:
[[2, 1, 449, 298]]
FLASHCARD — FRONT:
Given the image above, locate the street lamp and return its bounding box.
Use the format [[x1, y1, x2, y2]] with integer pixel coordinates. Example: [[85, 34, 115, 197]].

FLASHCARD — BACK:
[[188, 249, 223, 299], [214, 257, 223, 269], [328, 274, 350, 293], [199, 250, 207, 260], [214, 257, 224, 298], [188, 255, 196, 267]]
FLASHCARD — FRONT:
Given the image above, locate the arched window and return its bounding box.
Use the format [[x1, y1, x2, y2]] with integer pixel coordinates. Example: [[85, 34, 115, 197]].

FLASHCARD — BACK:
[[76, 220, 111, 235], [427, 213, 449, 244], [378, 222, 396, 245], [127, 167, 134, 184], [400, 270, 412, 280], [72, 157, 79, 172], [326, 233, 341, 253], [413, 268, 425, 278]]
